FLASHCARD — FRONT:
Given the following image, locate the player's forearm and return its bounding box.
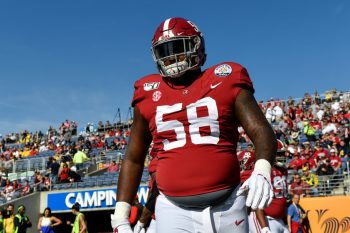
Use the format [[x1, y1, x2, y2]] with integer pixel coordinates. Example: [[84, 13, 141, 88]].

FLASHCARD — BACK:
[[251, 125, 277, 164], [117, 107, 152, 204], [139, 206, 153, 224], [117, 159, 144, 203], [235, 90, 277, 164]]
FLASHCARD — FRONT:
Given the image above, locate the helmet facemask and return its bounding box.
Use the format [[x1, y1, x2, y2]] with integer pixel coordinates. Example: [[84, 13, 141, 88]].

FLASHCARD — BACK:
[[152, 36, 203, 78]]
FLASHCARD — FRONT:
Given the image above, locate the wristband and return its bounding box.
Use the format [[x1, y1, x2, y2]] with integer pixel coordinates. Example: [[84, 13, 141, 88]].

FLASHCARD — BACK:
[[114, 202, 131, 219], [254, 159, 272, 176]]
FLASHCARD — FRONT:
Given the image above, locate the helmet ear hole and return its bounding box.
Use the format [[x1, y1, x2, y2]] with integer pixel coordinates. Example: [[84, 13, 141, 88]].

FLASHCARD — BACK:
[[194, 56, 200, 64], [193, 36, 201, 50]]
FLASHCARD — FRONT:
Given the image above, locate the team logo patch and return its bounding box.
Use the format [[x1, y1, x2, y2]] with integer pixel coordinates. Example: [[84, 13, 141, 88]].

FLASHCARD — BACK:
[[152, 91, 162, 102], [143, 82, 160, 91], [214, 64, 232, 77]]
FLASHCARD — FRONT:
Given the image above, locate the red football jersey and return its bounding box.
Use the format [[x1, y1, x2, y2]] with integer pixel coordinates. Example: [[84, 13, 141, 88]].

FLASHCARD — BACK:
[[132, 62, 254, 196], [264, 165, 288, 219], [148, 147, 158, 174]]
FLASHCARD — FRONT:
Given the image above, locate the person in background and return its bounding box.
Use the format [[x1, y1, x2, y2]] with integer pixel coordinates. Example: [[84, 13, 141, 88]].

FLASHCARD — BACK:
[[0, 210, 3, 233], [287, 194, 306, 233], [290, 174, 308, 197], [301, 166, 319, 197], [108, 160, 120, 173], [49, 158, 60, 184], [58, 163, 70, 183], [41, 175, 52, 191], [37, 207, 62, 233], [3, 203, 15, 233], [288, 153, 303, 172], [21, 180, 31, 196], [14, 205, 32, 233], [66, 203, 87, 233], [68, 166, 81, 183], [329, 148, 342, 174], [337, 139, 349, 172], [72, 149, 89, 171]]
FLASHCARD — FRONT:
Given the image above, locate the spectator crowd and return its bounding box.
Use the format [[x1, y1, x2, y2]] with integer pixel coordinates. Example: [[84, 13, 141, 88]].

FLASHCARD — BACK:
[[0, 119, 131, 203], [0, 89, 349, 204]]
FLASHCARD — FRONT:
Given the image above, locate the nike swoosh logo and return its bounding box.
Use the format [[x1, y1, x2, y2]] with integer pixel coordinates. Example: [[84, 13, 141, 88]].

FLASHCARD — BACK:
[[210, 82, 222, 89], [235, 219, 245, 226]]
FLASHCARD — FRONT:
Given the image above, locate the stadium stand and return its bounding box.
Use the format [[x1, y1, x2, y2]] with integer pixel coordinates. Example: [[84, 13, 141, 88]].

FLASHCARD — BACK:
[[0, 89, 349, 205]]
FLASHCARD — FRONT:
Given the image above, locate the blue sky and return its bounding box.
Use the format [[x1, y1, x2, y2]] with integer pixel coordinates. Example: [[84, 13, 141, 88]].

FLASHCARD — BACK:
[[0, 0, 349, 135]]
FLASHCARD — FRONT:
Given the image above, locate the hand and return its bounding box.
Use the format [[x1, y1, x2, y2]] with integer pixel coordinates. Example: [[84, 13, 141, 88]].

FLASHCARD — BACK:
[[66, 220, 71, 225], [237, 159, 273, 209], [111, 216, 132, 233], [111, 202, 132, 233], [133, 221, 145, 233]]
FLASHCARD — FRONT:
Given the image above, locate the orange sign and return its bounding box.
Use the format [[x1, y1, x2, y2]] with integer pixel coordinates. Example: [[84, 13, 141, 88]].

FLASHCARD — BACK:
[[300, 196, 350, 233]]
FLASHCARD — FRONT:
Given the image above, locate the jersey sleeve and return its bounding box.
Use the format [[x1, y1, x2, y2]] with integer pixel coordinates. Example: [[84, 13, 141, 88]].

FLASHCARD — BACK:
[[229, 63, 255, 97], [131, 79, 145, 108]]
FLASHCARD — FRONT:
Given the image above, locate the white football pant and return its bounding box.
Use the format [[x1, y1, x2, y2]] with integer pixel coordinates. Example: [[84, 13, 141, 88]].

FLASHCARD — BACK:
[[248, 212, 289, 233], [155, 186, 248, 233]]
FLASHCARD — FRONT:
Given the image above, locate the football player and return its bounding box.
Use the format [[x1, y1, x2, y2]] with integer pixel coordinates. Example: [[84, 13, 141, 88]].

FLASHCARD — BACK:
[[111, 17, 277, 233], [238, 144, 289, 233]]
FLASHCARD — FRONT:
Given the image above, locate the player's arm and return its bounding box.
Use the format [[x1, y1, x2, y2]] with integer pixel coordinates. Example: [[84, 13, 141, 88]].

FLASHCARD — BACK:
[[134, 175, 159, 233], [235, 89, 277, 209], [111, 107, 152, 231], [255, 209, 271, 233], [235, 89, 277, 164], [117, 107, 152, 202]]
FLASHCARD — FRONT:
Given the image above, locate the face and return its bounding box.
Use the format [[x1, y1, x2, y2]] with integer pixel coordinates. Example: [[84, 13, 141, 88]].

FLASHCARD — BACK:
[[294, 175, 301, 183], [19, 208, 25, 215], [293, 195, 300, 204], [163, 54, 186, 66], [44, 209, 50, 216], [7, 205, 14, 214]]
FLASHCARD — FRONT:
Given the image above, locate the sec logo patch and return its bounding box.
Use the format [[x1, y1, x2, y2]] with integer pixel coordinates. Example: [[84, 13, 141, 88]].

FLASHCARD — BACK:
[[152, 91, 162, 102], [214, 64, 232, 77]]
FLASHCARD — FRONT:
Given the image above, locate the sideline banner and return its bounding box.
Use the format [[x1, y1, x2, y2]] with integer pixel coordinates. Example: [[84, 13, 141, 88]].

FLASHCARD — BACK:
[[300, 196, 350, 233], [47, 186, 149, 212]]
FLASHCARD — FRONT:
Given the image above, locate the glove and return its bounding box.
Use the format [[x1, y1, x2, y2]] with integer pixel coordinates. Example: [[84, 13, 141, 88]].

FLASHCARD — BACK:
[[237, 159, 273, 209], [111, 202, 133, 233], [133, 221, 145, 233], [261, 227, 272, 233]]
